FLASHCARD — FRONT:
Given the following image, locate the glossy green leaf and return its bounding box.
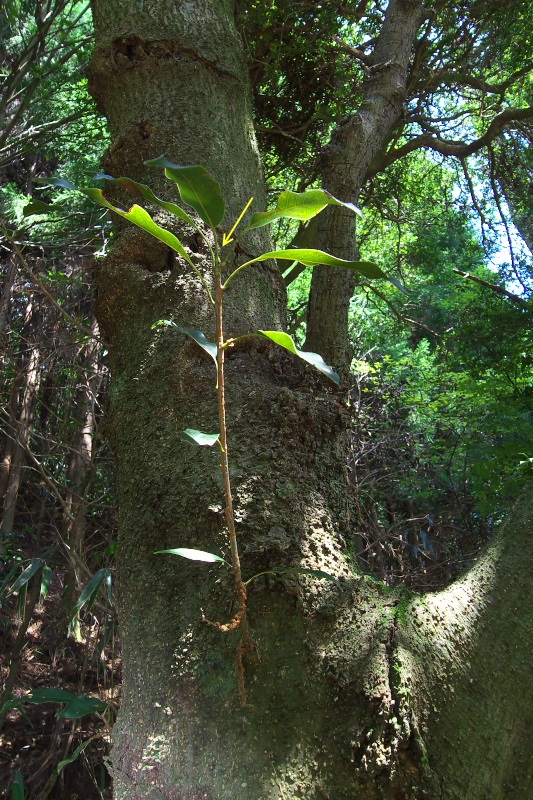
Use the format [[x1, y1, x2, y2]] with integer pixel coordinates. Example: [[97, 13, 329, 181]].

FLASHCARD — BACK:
[[58, 695, 107, 719], [181, 429, 220, 446], [42, 178, 195, 269], [246, 566, 341, 588], [11, 769, 25, 800], [155, 548, 228, 564], [226, 248, 407, 294], [259, 330, 340, 384], [245, 189, 361, 231], [94, 174, 195, 225], [14, 688, 106, 719], [23, 200, 62, 217], [153, 320, 218, 365], [249, 249, 389, 278], [145, 156, 224, 229]]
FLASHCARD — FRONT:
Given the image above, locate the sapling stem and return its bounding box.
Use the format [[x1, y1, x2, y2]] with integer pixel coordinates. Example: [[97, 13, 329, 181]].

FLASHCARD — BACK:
[[216, 283, 246, 623], [208, 244, 253, 702]]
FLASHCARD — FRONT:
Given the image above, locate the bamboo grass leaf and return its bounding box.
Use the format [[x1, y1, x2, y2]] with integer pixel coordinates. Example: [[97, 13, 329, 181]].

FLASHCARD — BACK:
[[7, 559, 43, 596], [69, 568, 112, 632]]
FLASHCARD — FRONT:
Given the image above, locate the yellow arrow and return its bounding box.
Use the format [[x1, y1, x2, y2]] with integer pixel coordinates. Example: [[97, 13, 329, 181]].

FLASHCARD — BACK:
[[222, 197, 254, 247]]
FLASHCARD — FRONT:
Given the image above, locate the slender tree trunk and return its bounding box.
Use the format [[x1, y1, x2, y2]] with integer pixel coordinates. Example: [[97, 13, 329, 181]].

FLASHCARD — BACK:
[[88, 1, 533, 798], [0, 300, 42, 534], [61, 318, 104, 599], [0, 253, 17, 337], [305, 0, 425, 368], [61, 319, 105, 622]]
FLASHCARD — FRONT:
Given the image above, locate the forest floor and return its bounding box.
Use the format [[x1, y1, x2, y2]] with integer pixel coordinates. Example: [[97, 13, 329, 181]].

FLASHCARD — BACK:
[[0, 541, 119, 800]]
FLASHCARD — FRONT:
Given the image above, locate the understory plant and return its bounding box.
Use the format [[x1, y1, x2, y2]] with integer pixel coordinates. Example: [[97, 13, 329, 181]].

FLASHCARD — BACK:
[[32, 159, 397, 696]]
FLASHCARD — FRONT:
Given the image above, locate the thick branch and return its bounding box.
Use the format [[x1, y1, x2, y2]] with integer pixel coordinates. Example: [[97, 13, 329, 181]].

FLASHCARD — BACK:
[[369, 105, 533, 176]]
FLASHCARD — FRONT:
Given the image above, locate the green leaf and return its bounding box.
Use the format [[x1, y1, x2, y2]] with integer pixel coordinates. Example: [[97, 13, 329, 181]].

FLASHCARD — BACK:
[[11, 769, 25, 800], [246, 567, 341, 588], [42, 178, 195, 269], [27, 688, 77, 703], [259, 330, 340, 384], [40, 565, 52, 601], [250, 249, 389, 278], [94, 174, 195, 226], [23, 200, 62, 217], [8, 559, 43, 597], [1, 695, 24, 715], [225, 248, 407, 294], [153, 320, 218, 365], [0, 563, 21, 603], [103, 540, 118, 556], [58, 695, 107, 719], [245, 189, 361, 231], [181, 429, 220, 446], [53, 738, 95, 776], [155, 548, 228, 564], [145, 157, 225, 229], [70, 568, 112, 629], [26, 688, 106, 717]]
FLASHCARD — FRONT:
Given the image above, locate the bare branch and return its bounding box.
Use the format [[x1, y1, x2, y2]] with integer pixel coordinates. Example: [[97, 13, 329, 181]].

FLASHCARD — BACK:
[[333, 35, 373, 66], [420, 63, 533, 97], [452, 269, 530, 309]]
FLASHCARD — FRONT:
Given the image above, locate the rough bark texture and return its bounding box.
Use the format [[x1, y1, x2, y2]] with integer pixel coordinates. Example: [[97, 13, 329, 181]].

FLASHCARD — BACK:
[[305, 0, 425, 368], [88, 1, 533, 798]]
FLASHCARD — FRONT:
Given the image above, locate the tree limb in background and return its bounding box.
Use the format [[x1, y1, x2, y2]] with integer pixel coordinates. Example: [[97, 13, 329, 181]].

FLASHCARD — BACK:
[[452, 269, 530, 309]]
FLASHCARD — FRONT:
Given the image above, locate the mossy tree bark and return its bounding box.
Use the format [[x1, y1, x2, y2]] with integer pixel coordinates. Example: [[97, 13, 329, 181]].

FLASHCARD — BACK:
[[88, 1, 533, 798]]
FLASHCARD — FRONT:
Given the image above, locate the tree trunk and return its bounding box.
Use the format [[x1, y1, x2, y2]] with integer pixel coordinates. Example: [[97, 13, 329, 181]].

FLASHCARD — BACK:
[[88, 1, 533, 798], [305, 0, 425, 368], [61, 318, 105, 608], [0, 252, 17, 337], [0, 299, 42, 534]]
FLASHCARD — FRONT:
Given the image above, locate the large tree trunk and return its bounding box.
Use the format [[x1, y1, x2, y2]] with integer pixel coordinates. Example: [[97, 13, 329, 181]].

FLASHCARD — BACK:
[[88, 1, 533, 798]]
